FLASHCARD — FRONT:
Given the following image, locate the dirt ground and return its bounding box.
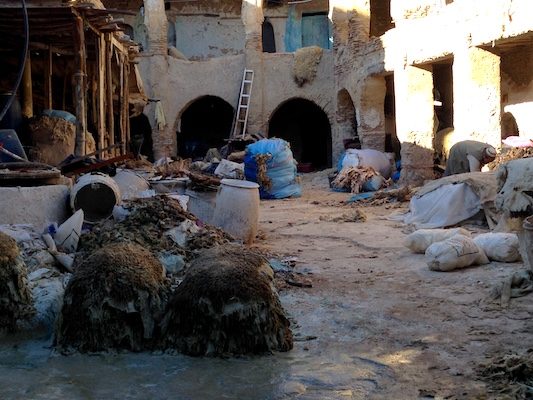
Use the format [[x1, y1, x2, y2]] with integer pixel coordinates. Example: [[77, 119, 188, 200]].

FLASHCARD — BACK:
[[253, 171, 533, 399]]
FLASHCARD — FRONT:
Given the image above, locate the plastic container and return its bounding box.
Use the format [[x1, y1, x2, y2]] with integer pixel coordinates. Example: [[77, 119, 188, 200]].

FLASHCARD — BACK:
[[112, 169, 150, 200], [70, 173, 121, 223], [521, 215, 533, 271], [212, 179, 260, 244]]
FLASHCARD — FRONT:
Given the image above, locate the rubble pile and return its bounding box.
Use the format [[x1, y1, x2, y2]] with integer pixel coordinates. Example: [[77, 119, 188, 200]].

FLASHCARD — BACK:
[[56, 243, 170, 352], [0, 232, 34, 332], [161, 244, 293, 356]]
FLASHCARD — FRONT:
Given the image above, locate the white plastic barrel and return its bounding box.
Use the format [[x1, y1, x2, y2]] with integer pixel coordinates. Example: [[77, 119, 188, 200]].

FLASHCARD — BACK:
[[70, 173, 121, 223], [212, 179, 260, 244]]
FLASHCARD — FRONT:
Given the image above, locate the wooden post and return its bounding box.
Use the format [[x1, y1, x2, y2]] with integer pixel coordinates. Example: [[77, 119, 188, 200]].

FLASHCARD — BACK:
[[44, 46, 53, 109], [21, 52, 33, 118], [105, 34, 115, 157], [124, 61, 130, 151], [73, 15, 87, 156], [97, 34, 106, 158], [119, 53, 128, 155]]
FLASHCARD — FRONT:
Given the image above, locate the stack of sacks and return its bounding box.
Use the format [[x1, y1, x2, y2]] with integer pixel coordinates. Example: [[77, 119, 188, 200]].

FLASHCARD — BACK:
[[404, 229, 521, 272]]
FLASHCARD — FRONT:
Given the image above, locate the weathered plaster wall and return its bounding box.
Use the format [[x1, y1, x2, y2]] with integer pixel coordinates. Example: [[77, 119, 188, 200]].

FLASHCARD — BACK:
[[173, 16, 245, 60]]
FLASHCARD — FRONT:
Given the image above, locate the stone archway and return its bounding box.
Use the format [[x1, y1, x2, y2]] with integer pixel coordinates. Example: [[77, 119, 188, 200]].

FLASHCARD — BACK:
[[177, 96, 234, 159], [268, 98, 332, 169]]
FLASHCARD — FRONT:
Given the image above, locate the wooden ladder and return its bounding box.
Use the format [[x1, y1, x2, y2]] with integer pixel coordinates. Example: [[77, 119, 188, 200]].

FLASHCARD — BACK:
[[231, 69, 254, 139]]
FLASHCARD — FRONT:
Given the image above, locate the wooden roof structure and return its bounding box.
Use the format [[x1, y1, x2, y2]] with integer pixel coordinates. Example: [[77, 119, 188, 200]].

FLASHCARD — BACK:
[[0, 4, 145, 159]]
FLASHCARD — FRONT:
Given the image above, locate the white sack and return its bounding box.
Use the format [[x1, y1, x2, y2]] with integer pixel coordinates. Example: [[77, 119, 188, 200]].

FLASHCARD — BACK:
[[425, 234, 490, 272], [404, 228, 471, 254], [473, 232, 521, 262], [404, 183, 481, 229], [341, 149, 392, 178], [214, 159, 244, 179]]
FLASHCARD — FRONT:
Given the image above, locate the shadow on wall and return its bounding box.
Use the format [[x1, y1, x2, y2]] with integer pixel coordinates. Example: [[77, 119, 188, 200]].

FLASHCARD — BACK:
[[177, 96, 234, 160], [268, 98, 332, 170]]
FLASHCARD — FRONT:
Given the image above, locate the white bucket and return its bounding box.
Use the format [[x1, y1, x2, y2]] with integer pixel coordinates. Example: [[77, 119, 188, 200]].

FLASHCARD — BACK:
[[212, 179, 260, 244], [70, 173, 121, 223]]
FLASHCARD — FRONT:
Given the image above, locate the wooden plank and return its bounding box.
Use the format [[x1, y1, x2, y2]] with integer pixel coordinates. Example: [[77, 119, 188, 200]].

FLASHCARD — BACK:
[[21, 52, 33, 118], [73, 14, 87, 156], [119, 53, 127, 155], [44, 45, 53, 109], [105, 33, 115, 157], [97, 34, 106, 159]]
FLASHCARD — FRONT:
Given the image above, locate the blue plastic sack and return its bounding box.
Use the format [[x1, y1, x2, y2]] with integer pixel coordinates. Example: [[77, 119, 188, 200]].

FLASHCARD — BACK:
[[244, 138, 301, 199], [42, 109, 77, 124]]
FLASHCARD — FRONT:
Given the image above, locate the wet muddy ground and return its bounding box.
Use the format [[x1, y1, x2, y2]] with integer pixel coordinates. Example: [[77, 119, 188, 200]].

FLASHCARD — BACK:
[[1, 171, 532, 399]]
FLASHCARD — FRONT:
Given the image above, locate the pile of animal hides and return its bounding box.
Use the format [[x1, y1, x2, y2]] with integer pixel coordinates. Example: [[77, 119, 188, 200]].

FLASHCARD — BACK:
[[0, 232, 33, 332], [161, 244, 293, 356], [1, 196, 293, 356], [331, 166, 386, 194]]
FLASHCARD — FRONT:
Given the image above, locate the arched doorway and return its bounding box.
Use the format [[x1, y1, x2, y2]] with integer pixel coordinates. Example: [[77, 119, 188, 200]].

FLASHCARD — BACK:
[[268, 98, 332, 169], [177, 96, 234, 159], [337, 89, 359, 148]]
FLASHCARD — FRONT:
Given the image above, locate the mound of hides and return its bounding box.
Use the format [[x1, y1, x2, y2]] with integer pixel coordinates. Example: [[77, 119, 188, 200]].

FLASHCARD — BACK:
[[331, 166, 385, 193], [56, 243, 169, 352], [0, 232, 33, 332], [161, 244, 293, 356], [293, 46, 323, 87]]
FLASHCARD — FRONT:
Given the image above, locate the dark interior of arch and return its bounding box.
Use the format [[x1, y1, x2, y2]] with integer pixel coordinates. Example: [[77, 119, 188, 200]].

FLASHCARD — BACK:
[[268, 99, 332, 169], [177, 96, 234, 160]]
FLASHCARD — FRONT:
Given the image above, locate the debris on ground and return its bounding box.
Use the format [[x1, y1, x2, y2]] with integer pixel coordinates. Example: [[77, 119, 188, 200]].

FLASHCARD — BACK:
[[0, 232, 34, 332], [488, 269, 533, 307], [319, 209, 367, 223], [56, 243, 170, 353], [477, 350, 533, 399], [160, 244, 293, 356], [154, 158, 190, 178]]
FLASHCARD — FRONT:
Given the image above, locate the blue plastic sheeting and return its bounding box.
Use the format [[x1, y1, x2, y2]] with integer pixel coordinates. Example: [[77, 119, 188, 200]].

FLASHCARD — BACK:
[[284, 5, 302, 52], [244, 138, 302, 199]]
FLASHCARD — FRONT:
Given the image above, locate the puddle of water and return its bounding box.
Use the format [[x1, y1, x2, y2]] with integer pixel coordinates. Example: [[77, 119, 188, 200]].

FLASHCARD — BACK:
[[1, 288, 394, 400], [0, 333, 392, 400]]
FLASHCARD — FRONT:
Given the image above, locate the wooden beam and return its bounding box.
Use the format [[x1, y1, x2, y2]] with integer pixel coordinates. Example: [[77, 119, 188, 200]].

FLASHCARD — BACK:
[[44, 46, 53, 109], [73, 15, 87, 157], [97, 34, 106, 159], [105, 33, 115, 157], [21, 52, 33, 118]]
